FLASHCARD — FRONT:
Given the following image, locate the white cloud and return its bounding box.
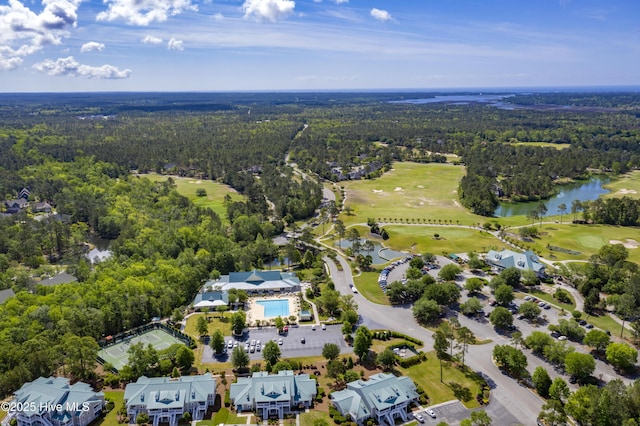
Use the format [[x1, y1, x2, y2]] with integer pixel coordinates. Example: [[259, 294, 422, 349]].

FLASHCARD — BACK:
[[96, 0, 198, 26], [0, 0, 82, 70], [333, 0, 348, 3], [142, 35, 163, 44], [33, 56, 132, 78], [242, 0, 295, 23], [167, 38, 183, 50], [81, 41, 105, 52], [213, 12, 224, 21], [0, 56, 22, 70], [370, 8, 392, 22]]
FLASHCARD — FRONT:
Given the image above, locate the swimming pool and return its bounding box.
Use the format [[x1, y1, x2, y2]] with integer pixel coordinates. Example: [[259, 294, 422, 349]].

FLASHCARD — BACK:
[[256, 299, 290, 318]]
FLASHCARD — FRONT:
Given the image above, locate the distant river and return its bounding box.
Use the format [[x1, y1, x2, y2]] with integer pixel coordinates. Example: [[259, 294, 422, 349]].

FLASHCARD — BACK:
[[494, 176, 610, 217]]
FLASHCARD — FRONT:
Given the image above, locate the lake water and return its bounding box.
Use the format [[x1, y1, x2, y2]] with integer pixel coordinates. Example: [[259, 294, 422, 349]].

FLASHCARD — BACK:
[[389, 94, 512, 105], [336, 239, 406, 265], [494, 176, 610, 217]]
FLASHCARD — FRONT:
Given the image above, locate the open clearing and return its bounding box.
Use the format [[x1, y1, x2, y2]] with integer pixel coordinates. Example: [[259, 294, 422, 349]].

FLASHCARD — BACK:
[[142, 173, 244, 221], [508, 141, 570, 149], [341, 163, 484, 227], [603, 170, 640, 200], [383, 226, 499, 256]]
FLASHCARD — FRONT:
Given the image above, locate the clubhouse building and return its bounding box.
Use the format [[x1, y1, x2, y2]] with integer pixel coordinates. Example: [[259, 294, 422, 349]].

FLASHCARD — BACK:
[[199, 270, 301, 296], [485, 249, 546, 277]]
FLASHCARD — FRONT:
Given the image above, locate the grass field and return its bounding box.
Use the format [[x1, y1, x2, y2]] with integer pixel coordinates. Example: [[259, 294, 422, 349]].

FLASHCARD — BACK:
[[508, 142, 570, 150], [603, 170, 640, 200], [510, 223, 640, 264], [142, 173, 244, 221], [400, 352, 481, 409], [92, 391, 124, 426], [586, 313, 631, 340], [341, 163, 484, 227], [383, 226, 502, 257], [354, 271, 389, 305]]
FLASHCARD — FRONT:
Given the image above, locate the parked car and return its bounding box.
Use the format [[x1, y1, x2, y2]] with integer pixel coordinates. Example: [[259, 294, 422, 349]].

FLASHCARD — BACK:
[[413, 413, 425, 423], [278, 338, 283, 345], [301, 337, 306, 344], [311, 325, 316, 331], [426, 409, 436, 418], [558, 335, 568, 341], [227, 340, 233, 349], [538, 302, 546, 307], [322, 324, 326, 330], [586, 324, 594, 329]]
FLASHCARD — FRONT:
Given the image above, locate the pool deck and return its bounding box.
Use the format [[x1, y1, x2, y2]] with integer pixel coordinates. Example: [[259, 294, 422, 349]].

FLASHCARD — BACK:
[[246, 295, 300, 325]]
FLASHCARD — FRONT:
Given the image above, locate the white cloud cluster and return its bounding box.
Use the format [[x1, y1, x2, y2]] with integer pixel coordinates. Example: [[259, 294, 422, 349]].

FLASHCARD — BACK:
[[33, 56, 131, 78], [242, 0, 295, 23], [167, 38, 183, 50], [0, 0, 82, 70], [81, 41, 105, 52], [370, 8, 392, 22], [142, 35, 163, 44], [97, 0, 197, 26]]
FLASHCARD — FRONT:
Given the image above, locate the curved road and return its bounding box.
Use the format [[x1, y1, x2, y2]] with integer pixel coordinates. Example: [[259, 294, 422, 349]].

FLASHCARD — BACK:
[[324, 254, 543, 426]]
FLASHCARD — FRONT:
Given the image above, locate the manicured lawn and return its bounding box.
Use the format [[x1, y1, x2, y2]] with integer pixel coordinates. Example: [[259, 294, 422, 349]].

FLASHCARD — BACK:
[[92, 391, 124, 426], [586, 313, 631, 340], [209, 407, 252, 425], [185, 313, 233, 339], [603, 170, 640, 200], [340, 163, 484, 227], [142, 173, 244, 222], [508, 142, 570, 150], [508, 223, 640, 264], [400, 351, 481, 409], [354, 271, 390, 305], [383, 226, 500, 256], [299, 410, 332, 425]]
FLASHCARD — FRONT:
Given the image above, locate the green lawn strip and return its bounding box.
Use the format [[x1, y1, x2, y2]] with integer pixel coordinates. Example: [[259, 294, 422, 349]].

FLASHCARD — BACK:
[[517, 289, 575, 311], [508, 142, 570, 149], [299, 410, 332, 425], [93, 390, 124, 426], [585, 313, 631, 340], [207, 407, 251, 425], [509, 223, 640, 264], [142, 173, 243, 222], [400, 351, 481, 409], [354, 271, 390, 305], [383, 226, 501, 256], [602, 171, 640, 200]]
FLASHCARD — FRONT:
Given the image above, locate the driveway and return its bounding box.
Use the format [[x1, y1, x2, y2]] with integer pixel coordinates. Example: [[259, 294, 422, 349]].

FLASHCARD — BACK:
[[324, 254, 544, 426]]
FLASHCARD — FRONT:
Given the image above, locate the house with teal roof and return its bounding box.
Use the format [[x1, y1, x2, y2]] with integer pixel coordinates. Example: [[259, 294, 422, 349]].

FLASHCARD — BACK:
[[229, 371, 316, 419], [5, 377, 105, 426], [201, 270, 300, 295], [123, 374, 216, 426], [330, 373, 419, 426], [485, 249, 546, 277]]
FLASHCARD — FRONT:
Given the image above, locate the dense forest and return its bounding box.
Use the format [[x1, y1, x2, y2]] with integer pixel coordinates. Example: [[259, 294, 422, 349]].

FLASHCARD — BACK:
[[2, 91, 640, 395]]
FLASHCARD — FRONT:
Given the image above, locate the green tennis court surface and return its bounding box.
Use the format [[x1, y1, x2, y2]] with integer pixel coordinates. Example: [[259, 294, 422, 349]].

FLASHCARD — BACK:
[[98, 328, 186, 371]]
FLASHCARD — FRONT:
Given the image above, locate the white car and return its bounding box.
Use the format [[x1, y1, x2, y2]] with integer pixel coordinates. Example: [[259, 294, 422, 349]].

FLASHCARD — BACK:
[[413, 413, 424, 423], [426, 409, 436, 418], [352, 286, 358, 293], [311, 325, 316, 331], [322, 324, 326, 330], [278, 338, 283, 345], [558, 335, 568, 341], [227, 340, 233, 348]]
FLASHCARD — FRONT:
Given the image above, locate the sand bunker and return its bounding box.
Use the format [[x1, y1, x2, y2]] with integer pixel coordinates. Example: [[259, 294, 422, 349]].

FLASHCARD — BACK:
[[196, 180, 202, 184], [617, 188, 637, 195], [609, 239, 639, 249], [394, 187, 404, 192], [416, 185, 425, 189], [372, 189, 383, 193]]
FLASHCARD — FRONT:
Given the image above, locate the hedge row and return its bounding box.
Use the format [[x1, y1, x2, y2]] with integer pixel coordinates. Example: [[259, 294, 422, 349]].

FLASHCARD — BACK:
[[398, 352, 427, 368]]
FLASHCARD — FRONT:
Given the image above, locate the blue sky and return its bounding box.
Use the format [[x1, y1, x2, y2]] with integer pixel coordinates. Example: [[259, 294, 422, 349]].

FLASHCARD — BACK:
[[0, 0, 638, 92]]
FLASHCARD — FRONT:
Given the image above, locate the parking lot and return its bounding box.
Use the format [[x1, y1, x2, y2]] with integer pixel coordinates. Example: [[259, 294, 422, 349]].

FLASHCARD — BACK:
[[201, 323, 352, 363]]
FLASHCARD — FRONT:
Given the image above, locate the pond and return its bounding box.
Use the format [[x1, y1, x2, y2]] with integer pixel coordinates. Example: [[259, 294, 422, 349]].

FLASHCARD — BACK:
[[494, 176, 610, 217], [86, 237, 113, 263], [336, 239, 406, 265]]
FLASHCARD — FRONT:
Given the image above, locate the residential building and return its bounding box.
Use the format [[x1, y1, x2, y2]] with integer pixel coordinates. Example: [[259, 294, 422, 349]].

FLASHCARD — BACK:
[[485, 249, 546, 277], [230, 371, 316, 419], [4, 199, 28, 210], [32, 202, 52, 213], [192, 289, 229, 311], [37, 273, 78, 287], [0, 288, 15, 304], [330, 373, 419, 426], [201, 270, 300, 295], [124, 374, 216, 426], [5, 377, 105, 426]]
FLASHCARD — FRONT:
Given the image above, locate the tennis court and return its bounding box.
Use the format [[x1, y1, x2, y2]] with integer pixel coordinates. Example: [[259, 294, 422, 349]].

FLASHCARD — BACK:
[[98, 328, 187, 371]]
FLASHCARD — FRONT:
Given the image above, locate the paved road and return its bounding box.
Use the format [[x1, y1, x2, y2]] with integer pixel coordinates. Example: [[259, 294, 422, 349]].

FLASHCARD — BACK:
[[324, 254, 544, 426]]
